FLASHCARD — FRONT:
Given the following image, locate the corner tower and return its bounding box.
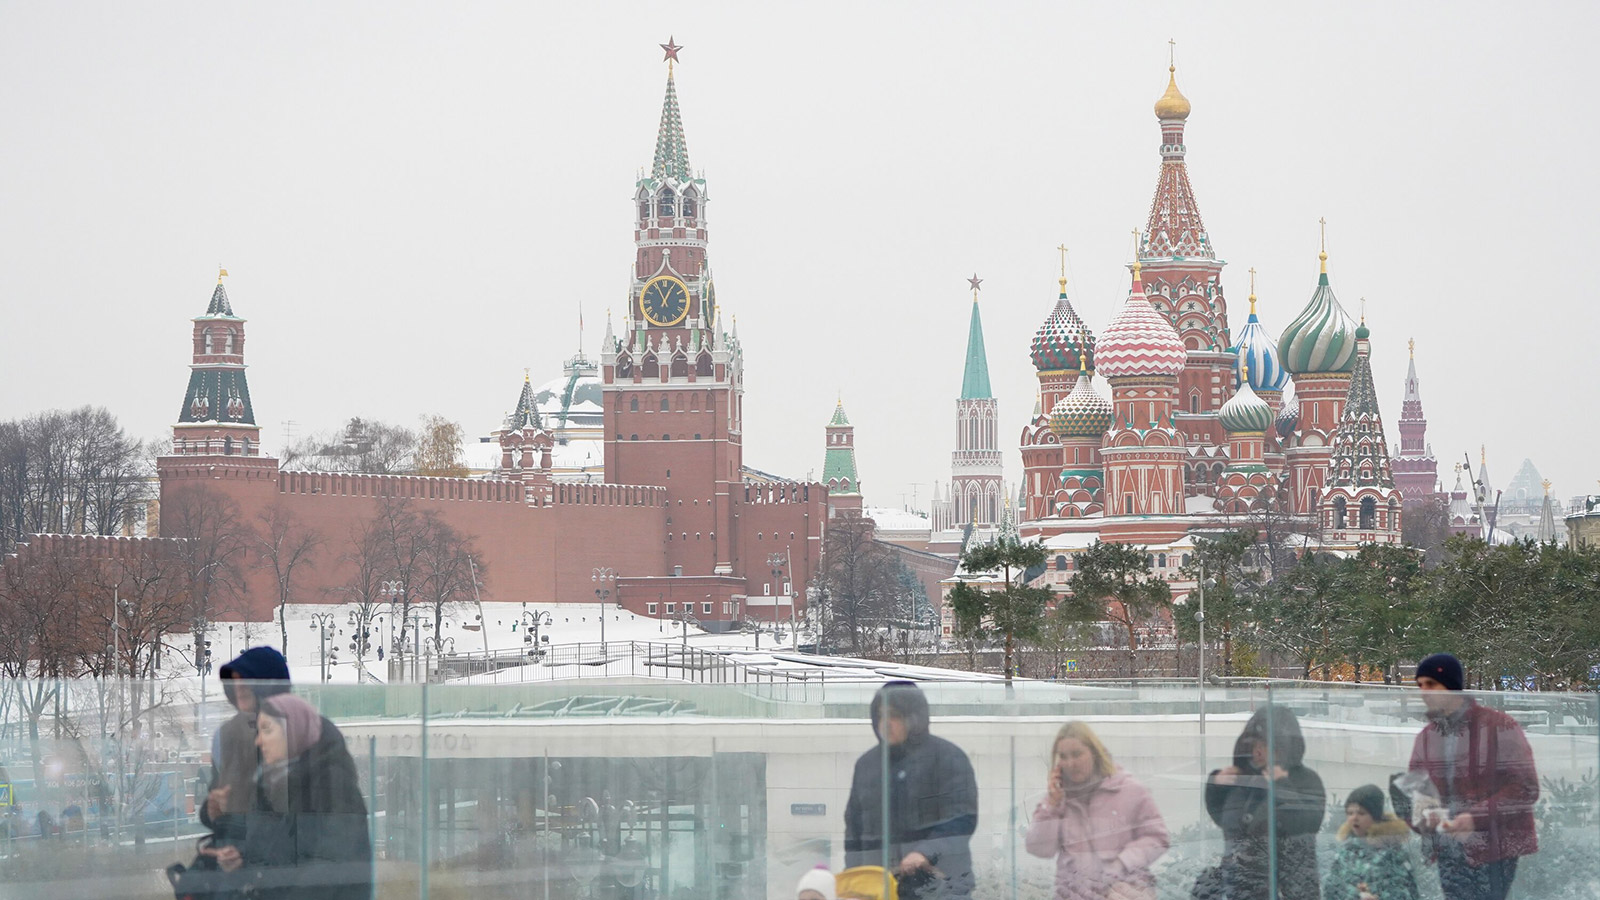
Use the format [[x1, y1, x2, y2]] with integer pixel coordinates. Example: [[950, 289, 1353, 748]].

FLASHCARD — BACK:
[[602, 41, 744, 576], [171, 270, 261, 457], [1136, 57, 1235, 454]]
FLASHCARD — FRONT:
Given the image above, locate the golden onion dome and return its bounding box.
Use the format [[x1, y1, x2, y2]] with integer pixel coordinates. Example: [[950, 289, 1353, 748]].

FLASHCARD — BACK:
[[1153, 66, 1191, 120]]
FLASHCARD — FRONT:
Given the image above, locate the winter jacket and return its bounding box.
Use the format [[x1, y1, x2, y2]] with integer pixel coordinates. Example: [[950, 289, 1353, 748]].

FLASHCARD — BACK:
[[235, 716, 372, 900], [1203, 707, 1326, 900], [1323, 817, 1420, 900], [1024, 770, 1170, 900], [1406, 699, 1538, 867], [199, 647, 293, 841], [844, 683, 979, 900]]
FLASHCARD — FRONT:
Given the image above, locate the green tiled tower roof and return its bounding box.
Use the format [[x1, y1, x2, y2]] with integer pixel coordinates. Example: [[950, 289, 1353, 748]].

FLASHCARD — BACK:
[[822, 400, 860, 495], [652, 70, 693, 183], [505, 375, 542, 431], [960, 299, 992, 400]]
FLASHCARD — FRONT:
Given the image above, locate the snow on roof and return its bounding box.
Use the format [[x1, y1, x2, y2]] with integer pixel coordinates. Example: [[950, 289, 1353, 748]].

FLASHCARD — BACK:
[[864, 506, 932, 533], [1186, 495, 1220, 515]]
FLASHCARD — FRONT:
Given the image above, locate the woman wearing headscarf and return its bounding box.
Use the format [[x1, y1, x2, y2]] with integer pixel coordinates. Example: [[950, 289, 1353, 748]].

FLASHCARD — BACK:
[[1203, 706, 1326, 900], [1025, 721, 1169, 900], [202, 693, 372, 900]]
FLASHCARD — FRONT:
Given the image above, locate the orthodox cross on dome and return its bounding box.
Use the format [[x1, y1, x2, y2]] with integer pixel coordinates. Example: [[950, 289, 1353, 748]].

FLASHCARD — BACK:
[[1130, 230, 1144, 281], [1318, 216, 1329, 272], [1248, 266, 1258, 313], [1168, 38, 1176, 68]]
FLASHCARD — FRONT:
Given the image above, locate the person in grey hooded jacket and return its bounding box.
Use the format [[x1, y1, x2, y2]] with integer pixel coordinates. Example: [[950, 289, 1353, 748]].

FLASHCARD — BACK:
[[844, 682, 978, 900]]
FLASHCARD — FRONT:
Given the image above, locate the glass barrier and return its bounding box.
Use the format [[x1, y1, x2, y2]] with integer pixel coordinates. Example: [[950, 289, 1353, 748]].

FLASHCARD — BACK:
[[0, 677, 1593, 899]]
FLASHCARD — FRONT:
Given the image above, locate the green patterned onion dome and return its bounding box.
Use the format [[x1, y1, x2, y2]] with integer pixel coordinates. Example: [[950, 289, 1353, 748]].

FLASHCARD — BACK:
[[1219, 378, 1274, 434], [1276, 262, 1357, 375], [1048, 367, 1114, 439]]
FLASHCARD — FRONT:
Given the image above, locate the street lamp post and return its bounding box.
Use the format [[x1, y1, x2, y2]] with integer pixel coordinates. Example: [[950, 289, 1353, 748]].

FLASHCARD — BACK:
[[591, 567, 617, 656], [380, 580, 404, 681], [521, 609, 553, 660], [767, 552, 790, 649], [1196, 561, 1207, 736], [309, 613, 337, 683]]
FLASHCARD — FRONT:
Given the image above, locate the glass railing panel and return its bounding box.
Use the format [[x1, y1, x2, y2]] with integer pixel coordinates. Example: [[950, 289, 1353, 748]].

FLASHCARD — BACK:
[[0, 677, 1593, 899]]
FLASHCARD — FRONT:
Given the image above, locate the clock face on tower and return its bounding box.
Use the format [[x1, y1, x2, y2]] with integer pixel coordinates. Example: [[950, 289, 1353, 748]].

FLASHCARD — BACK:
[[639, 275, 690, 327]]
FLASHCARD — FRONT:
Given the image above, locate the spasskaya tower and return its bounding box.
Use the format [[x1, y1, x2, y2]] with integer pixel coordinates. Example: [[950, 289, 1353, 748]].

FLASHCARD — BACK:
[[602, 37, 744, 578]]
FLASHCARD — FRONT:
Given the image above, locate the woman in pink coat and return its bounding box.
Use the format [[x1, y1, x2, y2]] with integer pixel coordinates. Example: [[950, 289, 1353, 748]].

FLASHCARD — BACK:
[[1025, 722, 1170, 900]]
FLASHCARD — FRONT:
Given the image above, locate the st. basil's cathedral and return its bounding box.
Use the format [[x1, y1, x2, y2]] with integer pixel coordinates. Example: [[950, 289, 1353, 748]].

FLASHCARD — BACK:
[[916, 59, 1446, 582]]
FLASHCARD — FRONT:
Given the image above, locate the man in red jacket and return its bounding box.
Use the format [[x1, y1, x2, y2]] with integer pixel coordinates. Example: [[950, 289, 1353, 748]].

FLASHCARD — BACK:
[[1408, 653, 1538, 900]]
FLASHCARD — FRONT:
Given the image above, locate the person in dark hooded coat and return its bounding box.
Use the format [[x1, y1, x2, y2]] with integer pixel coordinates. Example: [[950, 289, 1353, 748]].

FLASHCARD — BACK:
[[200, 646, 292, 848], [844, 681, 978, 900], [202, 693, 371, 900], [1203, 706, 1326, 900]]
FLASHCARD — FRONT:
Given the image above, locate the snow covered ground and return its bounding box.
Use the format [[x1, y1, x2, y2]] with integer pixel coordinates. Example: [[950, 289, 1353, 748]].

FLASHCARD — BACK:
[[196, 601, 779, 685]]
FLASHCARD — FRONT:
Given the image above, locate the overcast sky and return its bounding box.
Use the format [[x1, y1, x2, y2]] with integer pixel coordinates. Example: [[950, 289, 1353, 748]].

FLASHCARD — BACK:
[[3, 2, 1594, 512]]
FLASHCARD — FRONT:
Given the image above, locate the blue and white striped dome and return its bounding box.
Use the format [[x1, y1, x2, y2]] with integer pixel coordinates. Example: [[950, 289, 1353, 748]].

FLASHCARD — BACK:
[[1232, 294, 1289, 393]]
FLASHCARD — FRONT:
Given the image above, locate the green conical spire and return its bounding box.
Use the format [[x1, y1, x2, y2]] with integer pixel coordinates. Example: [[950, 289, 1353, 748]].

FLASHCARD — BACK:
[[829, 398, 850, 426], [960, 297, 992, 400], [651, 69, 693, 182], [506, 374, 541, 431]]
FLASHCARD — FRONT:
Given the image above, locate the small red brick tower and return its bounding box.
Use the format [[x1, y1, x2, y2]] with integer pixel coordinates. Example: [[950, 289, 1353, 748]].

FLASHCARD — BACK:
[[822, 399, 863, 517], [170, 269, 261, 458], [601, 43, 743, 576], [496, 374, 554, 496], [1136, 57, 1235, 455], [1096, 260, 1189, 529], [1392, 339, 1439, 510]]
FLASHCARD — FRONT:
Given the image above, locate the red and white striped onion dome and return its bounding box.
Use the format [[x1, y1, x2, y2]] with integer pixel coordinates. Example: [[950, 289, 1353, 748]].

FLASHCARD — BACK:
[[1094, 272, 1187, 379]]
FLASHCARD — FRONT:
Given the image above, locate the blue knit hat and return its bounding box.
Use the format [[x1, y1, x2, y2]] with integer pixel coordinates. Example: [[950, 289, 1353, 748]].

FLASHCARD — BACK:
[[1416, 653, 1464, 691]]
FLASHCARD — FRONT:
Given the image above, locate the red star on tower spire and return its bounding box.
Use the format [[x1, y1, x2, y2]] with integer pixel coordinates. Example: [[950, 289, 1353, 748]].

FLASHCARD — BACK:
[[660, 36, 683, 64]]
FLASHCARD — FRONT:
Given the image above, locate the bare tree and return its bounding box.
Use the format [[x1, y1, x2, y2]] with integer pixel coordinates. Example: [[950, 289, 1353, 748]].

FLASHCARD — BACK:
[[816, 517, 910, 655], [162, 485, 252, 676], [0, 538, 92, 774], [281, 417, 418, 474], [254, 502, 325, 652], [333, 518, 388, 674], [414, 512, 483, 671], [0, 407, 148, 550]]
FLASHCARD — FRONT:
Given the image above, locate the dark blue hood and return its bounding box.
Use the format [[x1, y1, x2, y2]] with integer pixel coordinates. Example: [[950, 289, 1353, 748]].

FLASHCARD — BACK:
[[218, 646, 290, 708]]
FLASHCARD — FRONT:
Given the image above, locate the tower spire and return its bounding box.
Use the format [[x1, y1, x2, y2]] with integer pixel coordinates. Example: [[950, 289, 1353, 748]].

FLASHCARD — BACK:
[[651, 38, 693, 183], [961, 278, 992, 399]]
